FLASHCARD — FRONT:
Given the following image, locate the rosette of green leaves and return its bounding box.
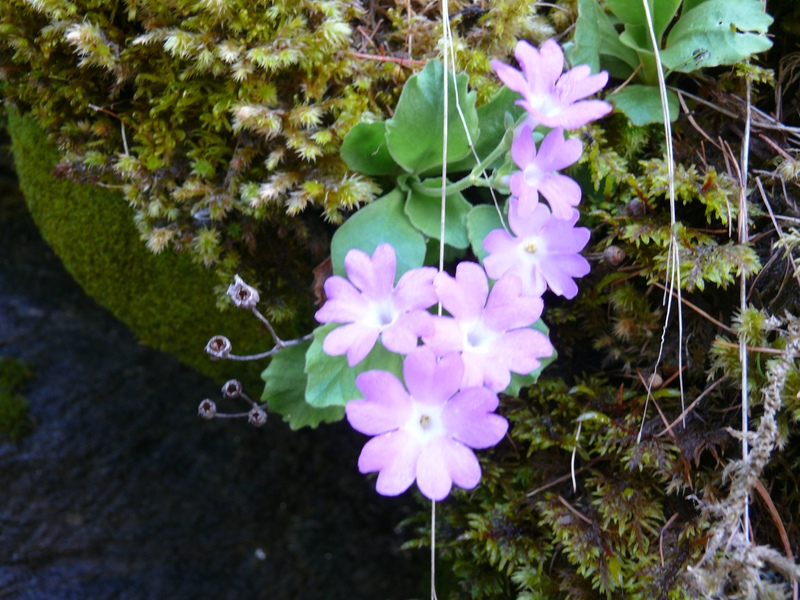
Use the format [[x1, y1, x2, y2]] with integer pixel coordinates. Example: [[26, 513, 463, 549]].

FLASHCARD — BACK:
[[261, 61, 554, 429]]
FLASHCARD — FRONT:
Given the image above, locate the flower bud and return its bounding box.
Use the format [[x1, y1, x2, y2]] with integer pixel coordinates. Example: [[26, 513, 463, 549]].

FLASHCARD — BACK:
[[227, 274, 260, 309], [222, 379, 242, 399], [248, 407, 268, 427], [205, 335, 232, 359], [603, 245, 626, 266], [646, 372, 664, 390], [198, 399, 217, 420]]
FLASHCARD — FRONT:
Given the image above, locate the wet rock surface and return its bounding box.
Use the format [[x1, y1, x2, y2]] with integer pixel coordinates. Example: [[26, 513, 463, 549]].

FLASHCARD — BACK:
[[0, 168, 423, 599]]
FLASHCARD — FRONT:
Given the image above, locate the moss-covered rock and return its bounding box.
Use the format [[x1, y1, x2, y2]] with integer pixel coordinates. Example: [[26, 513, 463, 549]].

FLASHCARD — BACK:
[[7, 109, 270, 388]]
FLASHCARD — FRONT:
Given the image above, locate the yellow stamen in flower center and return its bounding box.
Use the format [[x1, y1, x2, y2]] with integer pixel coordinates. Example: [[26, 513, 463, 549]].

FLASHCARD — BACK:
[[524, 241, 538, 253], [419, 414, 431, 429]]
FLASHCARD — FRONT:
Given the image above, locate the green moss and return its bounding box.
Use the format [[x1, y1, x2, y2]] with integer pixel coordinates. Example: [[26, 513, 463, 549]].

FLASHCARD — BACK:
[[0, 356, 35, 443], [7, 109, 270, 389]]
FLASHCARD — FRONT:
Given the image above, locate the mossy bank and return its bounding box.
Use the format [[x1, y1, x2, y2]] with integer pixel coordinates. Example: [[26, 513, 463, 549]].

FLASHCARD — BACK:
[[7, 109, 269, 389]]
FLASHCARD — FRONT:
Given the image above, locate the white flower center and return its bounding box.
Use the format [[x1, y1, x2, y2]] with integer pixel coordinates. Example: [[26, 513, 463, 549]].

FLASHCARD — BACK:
[[402, 401, 446, 444], [531, 92, 559, 117], [368, 299, 397, 329], [519, 235, 546, 264], [463, 319, 497, 353], [524, 162, 544, 187]]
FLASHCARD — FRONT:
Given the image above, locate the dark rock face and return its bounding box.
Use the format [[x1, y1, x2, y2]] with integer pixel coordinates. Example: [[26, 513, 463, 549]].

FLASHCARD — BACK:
[[0, 170, 423, 599]]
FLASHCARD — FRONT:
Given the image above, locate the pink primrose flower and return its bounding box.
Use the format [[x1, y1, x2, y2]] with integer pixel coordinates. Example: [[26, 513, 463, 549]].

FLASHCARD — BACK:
[[315, 244, 437, 366], [483, 198, 591, 299], [422, 262, 554, 393], [490, 39, 612, 130], [346, 348, 508, 501], [510, 125, 583, 220]]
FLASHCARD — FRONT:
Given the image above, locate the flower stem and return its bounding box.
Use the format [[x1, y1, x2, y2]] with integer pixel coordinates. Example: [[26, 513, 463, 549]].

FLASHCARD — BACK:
[[224, 333, 314, 361], [407, 131, 513, 198]]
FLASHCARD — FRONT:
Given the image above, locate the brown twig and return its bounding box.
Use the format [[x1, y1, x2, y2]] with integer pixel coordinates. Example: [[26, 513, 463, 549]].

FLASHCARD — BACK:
[[660, 512, 680, 567], [556, 495, 593, 525], [652, 282, 735, 333], [347, 51, 426, 68], [636, 369, 675, 440], [676, 90, 723, 150], [526, 457, 608, 497], [655, 377, 726, 438], [712, 339, 785, 355], [610, 64, 642, 95]]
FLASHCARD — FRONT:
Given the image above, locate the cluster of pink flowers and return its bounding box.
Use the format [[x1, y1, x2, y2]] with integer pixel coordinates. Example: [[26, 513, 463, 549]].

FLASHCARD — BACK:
[[315, 39, 611, 501], [486, 39, 611, 300]]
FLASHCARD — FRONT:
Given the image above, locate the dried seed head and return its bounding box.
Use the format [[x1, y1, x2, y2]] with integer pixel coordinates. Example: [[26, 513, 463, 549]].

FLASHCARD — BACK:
[[205, 335, 232, 359], [625, 198, 645, 217], [222, 379, 242, 399], [603, 245, 626, 266], [227, 274, 260, 309], [248, 407, 268, 427], [198, 399, 217, 420]]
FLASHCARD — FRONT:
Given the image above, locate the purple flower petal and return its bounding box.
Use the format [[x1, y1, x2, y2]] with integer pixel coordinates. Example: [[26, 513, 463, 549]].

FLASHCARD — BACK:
[[482, 199, 591, 298], [541, 101, 611, 130], [511, 125, 537, 169], [416, 437, 481, 500], [489, 328, 553, 377], [537, 40, 566, 90], [492, 38, 611, 130], [315, 277, 370, 323], [316, 245, 440, 365], [443, 387, 508, 448], [482, 274, 544, 331], [343, 246, 392, 302], [536, 130, 583, 172], [537, 254, 590, 299], [507, 200, 549, 237], [538, 173, 582, 220], [421, 316, 463, 356], [322, 323, 380, 366], [509, 126, 583, 220], [403, 348, 463, 406], [358, 431, 420, 496], [393, 266, 438, 311], [434, 262, 488, 320], [483, 227, 515, 254], [465, 352, 512, 392], [381, 310, 432, 355], [557, 66, 609, 105], [490, 59, 530, 96], [348, 351, 508, 500], [348, 371, 413, 435]]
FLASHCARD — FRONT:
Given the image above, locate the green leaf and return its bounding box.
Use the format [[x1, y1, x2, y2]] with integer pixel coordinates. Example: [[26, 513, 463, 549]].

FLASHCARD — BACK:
[[385, 60, 479, 174], [608, 85, 679, 125], [304, 324, 404, 408], [607, 0, 681, 40], [572, 0, 640, 78], [661, 0, 773, 73], [330, 188, 427, 280], [404, 179, 472, 249], [467, 203, 506, 262], [505, 320, 557, 397], [340, 120, 398, 176], [448, 86, 524, 172], [261, 342, 344, 430], [423, 238, 466, 265], [681, 0, 708, 12]]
